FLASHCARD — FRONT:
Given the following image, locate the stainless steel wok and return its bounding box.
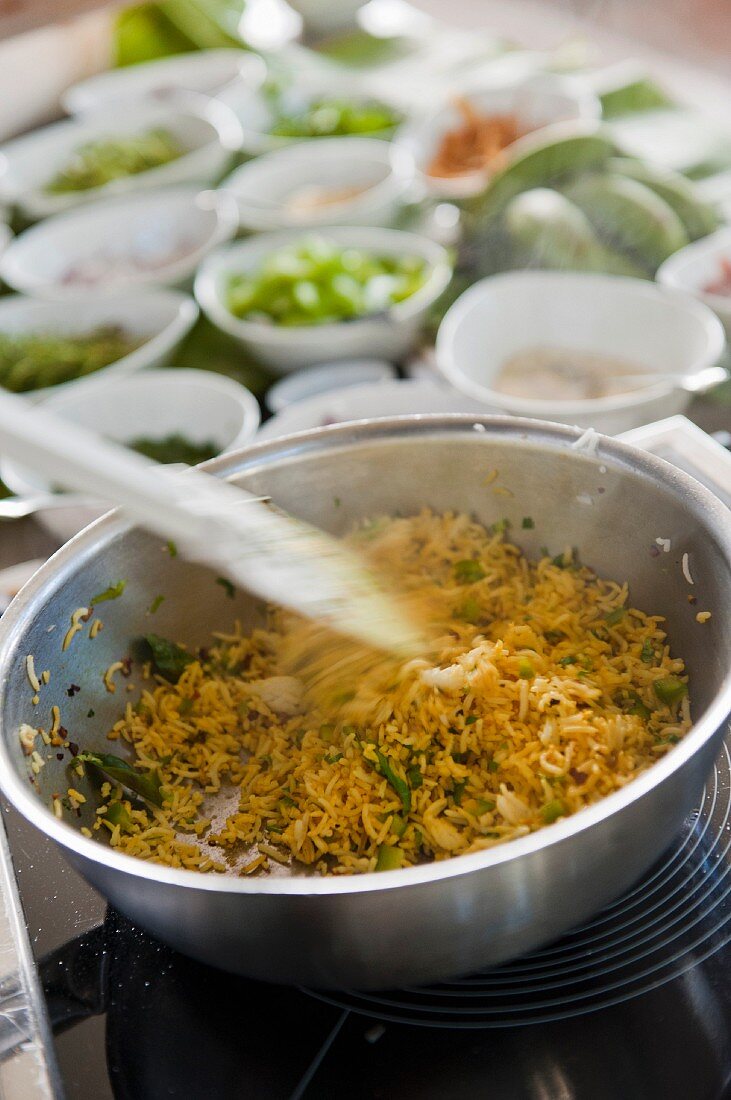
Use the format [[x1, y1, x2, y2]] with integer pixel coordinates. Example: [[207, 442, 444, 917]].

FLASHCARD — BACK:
[[0, 416, 730, 991]]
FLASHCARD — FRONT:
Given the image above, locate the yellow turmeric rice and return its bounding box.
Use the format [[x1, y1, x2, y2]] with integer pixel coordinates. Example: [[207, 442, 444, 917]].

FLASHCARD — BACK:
[[85, 510, 691, 875]]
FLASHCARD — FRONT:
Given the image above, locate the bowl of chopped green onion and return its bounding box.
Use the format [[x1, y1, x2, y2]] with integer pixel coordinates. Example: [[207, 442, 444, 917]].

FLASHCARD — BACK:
[[0, 368, 260, 541], [0, 98, 242, 221], [219, 82, 403, 157], [195, 227, 452, 372]]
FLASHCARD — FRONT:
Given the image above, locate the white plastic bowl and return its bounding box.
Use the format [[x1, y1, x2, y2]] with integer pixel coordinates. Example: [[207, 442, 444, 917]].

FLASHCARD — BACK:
[[394, 72, 600, 199], [257, 378, 489, 440], [0, 290, 198, 398], [435, 271, 726, 435], [0, 187, 239, 299], [657, 227, 731, 340], [62, 49, 266, 115], [0, 97, 242, 221], [1, 368, 260, 543], [220, 137, 414, 232], [219, 82, 403, 158], [266, 358, 396, 412], [195, 226, 453, 373]]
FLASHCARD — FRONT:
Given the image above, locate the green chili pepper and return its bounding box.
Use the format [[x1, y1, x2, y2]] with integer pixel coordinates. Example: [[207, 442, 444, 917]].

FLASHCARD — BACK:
[[453, 559, 486, 584], [79, 751, 163, 807], [391, 813, 408, 838], [375, 750, 411, 813], [375, 844, 404, 871], [407, 766, 423, 789], [104, 800, 133, 830], [654, 677, 688, 706], [476, 798, 495, 814], [92, 580, 126, 604], [455, 596, 482, 624], [541, 800, 566, 824]]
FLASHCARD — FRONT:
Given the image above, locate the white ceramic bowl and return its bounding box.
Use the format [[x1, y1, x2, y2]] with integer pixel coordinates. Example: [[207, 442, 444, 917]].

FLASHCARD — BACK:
[[62, 49, 266, 115], [0, 97, 242, 221], [195, 226, 453, 373], [257, 377, 489, 440], [285, 0, 367, 35], [1, 368, 260, 543], [394, 73, 601, 199], [266, 358, 396, 412], [0, 290, 198, 398], [0, 186, 239, 299], [0, 221, 11, 261], [220, 137, 414, 232], [657, 227, 731, 339], [435, 271, 726, 435], [219, 81, 403, 158]]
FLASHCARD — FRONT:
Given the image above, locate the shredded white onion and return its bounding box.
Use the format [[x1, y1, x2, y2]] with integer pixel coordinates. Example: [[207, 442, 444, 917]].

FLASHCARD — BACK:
[[655, 538, 671, 553], [682, 552, 695, 585]]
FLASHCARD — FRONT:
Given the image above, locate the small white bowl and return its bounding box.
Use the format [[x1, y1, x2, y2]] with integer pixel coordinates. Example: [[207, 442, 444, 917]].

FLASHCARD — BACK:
[[266, 358, 396, 412], [195, 226, 453, 374], [62, 49, 266, 115], [394, 73, 600, 199], [657, 227, 731, 339], [0, 290, 198, 397], [0, 221, 12, 261], [219, 82, 403, 158], [257, 378, 489, 440], [285, 0, 367, 35], [1, 368, 261, 543], [0, 187, 239, 299], [435, 271, 726, 435], [220, 137, 414, 232], [0, 97, 242, 221]]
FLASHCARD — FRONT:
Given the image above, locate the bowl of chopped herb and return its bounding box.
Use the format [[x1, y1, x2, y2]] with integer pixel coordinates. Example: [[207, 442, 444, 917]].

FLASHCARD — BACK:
[[0, 97, 242, 221], [0, 368, 260, 542]]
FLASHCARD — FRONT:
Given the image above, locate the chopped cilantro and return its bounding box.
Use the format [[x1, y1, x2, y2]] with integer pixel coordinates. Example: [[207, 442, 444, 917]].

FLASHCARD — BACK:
[[165, 540, 178, 558], [522, 516, 535, 529], [640, 639, 656, 664], [216, 577, 236, 599], [605, 606, 626, 626]]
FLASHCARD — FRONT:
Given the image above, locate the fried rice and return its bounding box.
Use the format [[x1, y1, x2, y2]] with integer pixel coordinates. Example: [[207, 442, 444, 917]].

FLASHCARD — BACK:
[[80, 510, 691, 876]]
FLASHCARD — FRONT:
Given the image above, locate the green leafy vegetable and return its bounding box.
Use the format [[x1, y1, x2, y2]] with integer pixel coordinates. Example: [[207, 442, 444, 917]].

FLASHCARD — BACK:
[[79, 751, 163, 806], [605, 606, 626, 626], [92, 580, 126, 604], [144, 633, 194, 682]]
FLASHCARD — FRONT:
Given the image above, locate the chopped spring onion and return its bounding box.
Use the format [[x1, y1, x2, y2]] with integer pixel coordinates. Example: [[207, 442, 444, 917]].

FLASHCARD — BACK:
[[453, 559, 486, 584], [92, 581, 126, 604]]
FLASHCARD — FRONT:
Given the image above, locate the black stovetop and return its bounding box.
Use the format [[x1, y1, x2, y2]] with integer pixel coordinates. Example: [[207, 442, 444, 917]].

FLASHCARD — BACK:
[[5, 730, 731, 1100]]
